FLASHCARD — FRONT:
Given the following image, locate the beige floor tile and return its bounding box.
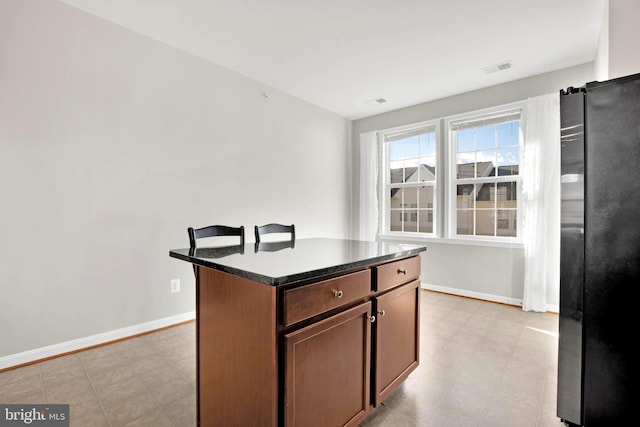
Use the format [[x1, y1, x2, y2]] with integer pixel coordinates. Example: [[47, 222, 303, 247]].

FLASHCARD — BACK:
[[425, 406, 481, 427], [0, 292, 565, 427], [65, 396, 106, 425], [163, 392, 197, 427], [96, 375, 147, 405], [43, 374, 95, 403], [0, 373, 43, 404], [0, 364, 40, 388], [103, 391, 160, 426], [121, 408, 174, 427], [481, 397, 541, 427], [70, 409, 110, 427]]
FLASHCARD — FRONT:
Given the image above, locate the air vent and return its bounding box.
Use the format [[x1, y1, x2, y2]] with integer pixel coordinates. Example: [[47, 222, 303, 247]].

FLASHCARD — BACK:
[[483, 61, 512, 74], [366, 98, 387, 105]]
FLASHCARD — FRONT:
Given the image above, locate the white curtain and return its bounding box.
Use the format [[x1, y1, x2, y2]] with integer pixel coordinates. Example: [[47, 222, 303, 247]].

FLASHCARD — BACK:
[[521, 93, 561, 312], [359, 132, 378, 241]]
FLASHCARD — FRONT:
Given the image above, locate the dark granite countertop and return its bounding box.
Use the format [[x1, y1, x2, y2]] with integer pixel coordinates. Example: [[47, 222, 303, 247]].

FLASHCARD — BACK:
[[169, 238, 426, 286]]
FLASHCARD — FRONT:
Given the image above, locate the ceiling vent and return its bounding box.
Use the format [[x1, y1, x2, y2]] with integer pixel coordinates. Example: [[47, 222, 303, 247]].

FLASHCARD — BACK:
[[483, 61, 512, 74], [366, 98, 387, 105]]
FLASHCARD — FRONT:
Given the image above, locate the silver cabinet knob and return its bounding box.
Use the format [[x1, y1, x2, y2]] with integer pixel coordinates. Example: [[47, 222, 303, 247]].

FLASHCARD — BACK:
[[377, 310, 386, 317], [368, 315, 376, 323], [333, 290, 344, 298], [398, 269, 407, 275]]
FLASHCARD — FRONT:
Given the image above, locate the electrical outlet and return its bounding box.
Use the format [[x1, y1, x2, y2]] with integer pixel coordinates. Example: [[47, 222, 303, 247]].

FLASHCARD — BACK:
[[171, 279, 180, 293]]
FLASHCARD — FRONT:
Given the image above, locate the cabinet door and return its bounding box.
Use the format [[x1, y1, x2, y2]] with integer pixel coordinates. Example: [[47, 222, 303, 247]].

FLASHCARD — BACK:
[[284, 302, 372, 427], [374, 279, 420, 406]]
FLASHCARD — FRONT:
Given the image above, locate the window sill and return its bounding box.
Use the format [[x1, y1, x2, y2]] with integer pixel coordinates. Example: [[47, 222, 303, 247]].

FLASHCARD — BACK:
[[377, 234, 524, 249]]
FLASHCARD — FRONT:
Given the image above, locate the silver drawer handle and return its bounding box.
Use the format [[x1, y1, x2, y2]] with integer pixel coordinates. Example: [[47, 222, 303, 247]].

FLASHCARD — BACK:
[[398, 269, 407, 275], [333, 290, 344, 299], [377, 310, 386, 317], [368, 315, 376, 323]]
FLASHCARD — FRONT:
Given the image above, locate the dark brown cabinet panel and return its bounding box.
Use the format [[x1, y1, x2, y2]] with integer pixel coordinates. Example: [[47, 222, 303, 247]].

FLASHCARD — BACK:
[[376, 256, 420, 292], [374, 279, 420, 405], [196, 267, 278, 427], [283, 269, 371, 326], [284, 302, 373, 427], [180, 249, 423, 427]]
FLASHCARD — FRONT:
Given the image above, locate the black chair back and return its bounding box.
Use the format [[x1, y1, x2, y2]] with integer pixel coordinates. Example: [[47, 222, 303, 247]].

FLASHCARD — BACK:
[[188, 225, 245, 248], [254, 223, 295, 243]]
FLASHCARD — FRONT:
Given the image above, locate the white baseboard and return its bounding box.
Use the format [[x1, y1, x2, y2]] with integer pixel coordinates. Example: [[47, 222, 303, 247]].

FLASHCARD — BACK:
[[545, 303, 559, 314], [421, 282, 559, 313], [421, 282, 524, 307], [0, 311, 195, 371]]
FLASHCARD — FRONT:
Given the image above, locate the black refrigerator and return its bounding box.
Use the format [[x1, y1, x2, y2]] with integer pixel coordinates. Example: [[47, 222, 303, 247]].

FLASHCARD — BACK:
[[558, 72, 640, 427]]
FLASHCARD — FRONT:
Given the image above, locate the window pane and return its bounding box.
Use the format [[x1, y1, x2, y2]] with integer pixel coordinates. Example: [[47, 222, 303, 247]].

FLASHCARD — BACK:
[[457, 153, 475, 179], [403, 187, 418, 210], [383, 124, 438, 236], [404, 159, 419, 182], [405, 137, 419, 159], [496, 147, 519, 176], [390, 188, 402, 209], [387, 128, 437, 187], [476, 150, 496, 177], [497, 210, 517, 237], [390, 166, 403, 184], [476, 125, 495, 150], [449, 111, 521, 239], [390, 187, 402, 232], [476, 182, 495, 205], [457, 129, 474, 152], [389, 140, 404, 161], [419, 210, 433, 233], [404, 209, 418, 232], [421, 133, 436, 157], [419, 158, 436, 181], [457, 184, 475, 209], [390, 210, 402, 231], [457, 210, 473, 235], [418, 186, 432, 209], [476, 210, 495, 236], [497, 121, 519, 147], [496, 182, 517, 204]]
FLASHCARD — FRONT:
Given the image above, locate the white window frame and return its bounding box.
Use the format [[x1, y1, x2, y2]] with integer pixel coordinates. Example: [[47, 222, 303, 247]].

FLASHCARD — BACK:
[[444, 102, 525, 243], [375, 102, 526, 248], [378, 120, 441, 239]]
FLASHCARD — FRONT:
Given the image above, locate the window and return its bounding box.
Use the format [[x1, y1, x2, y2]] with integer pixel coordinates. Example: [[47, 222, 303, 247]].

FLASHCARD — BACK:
[[377, 102, 523, 243], [380, 122, 439, 236], [448, 109, 522, 239]]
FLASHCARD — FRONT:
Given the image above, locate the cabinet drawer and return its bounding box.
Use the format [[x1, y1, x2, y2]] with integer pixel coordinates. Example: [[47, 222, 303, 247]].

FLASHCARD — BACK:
[[376, 256, 420, 292], [283, 269, 371, 326]]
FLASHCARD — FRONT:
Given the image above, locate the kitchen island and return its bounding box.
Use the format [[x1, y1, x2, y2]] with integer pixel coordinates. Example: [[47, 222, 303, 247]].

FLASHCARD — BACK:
[[169, 238, 426, 427]]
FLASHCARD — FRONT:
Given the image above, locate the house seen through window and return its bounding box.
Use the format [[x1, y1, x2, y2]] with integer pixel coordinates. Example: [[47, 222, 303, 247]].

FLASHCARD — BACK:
[[451, 111, 521, 238], [378, 103, 523, 241], [382, 123, 438, 235]]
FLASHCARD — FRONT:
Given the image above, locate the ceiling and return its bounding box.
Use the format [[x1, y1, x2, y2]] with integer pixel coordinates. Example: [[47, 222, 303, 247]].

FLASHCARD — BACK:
[[59, 0, 606, 120]]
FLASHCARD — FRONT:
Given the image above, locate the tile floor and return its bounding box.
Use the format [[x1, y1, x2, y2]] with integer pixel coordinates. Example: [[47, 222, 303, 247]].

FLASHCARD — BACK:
[[0, 290, 564, 427]]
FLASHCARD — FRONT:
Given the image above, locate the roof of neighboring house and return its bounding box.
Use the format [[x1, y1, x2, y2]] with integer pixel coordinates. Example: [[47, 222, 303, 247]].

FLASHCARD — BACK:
[[390, 164, 436, 198], [390, 161, 519, 198]]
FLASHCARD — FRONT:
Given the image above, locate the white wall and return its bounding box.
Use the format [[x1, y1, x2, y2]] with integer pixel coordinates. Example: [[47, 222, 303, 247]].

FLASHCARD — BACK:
[[594, 0, 609, 81], [352, 64, 595, 309], [604, 0, 640, 79], [0, 0, 351, 361]]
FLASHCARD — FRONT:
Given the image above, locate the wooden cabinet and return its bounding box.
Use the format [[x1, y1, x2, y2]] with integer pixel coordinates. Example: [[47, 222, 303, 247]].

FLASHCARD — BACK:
[[283, 257, 421, 426], [284, 302, 373, 427], [282, 269, 371, 326], [191, 254, 421, 427], [373, 279, 420, 406], [376, 255, 421, 292]]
